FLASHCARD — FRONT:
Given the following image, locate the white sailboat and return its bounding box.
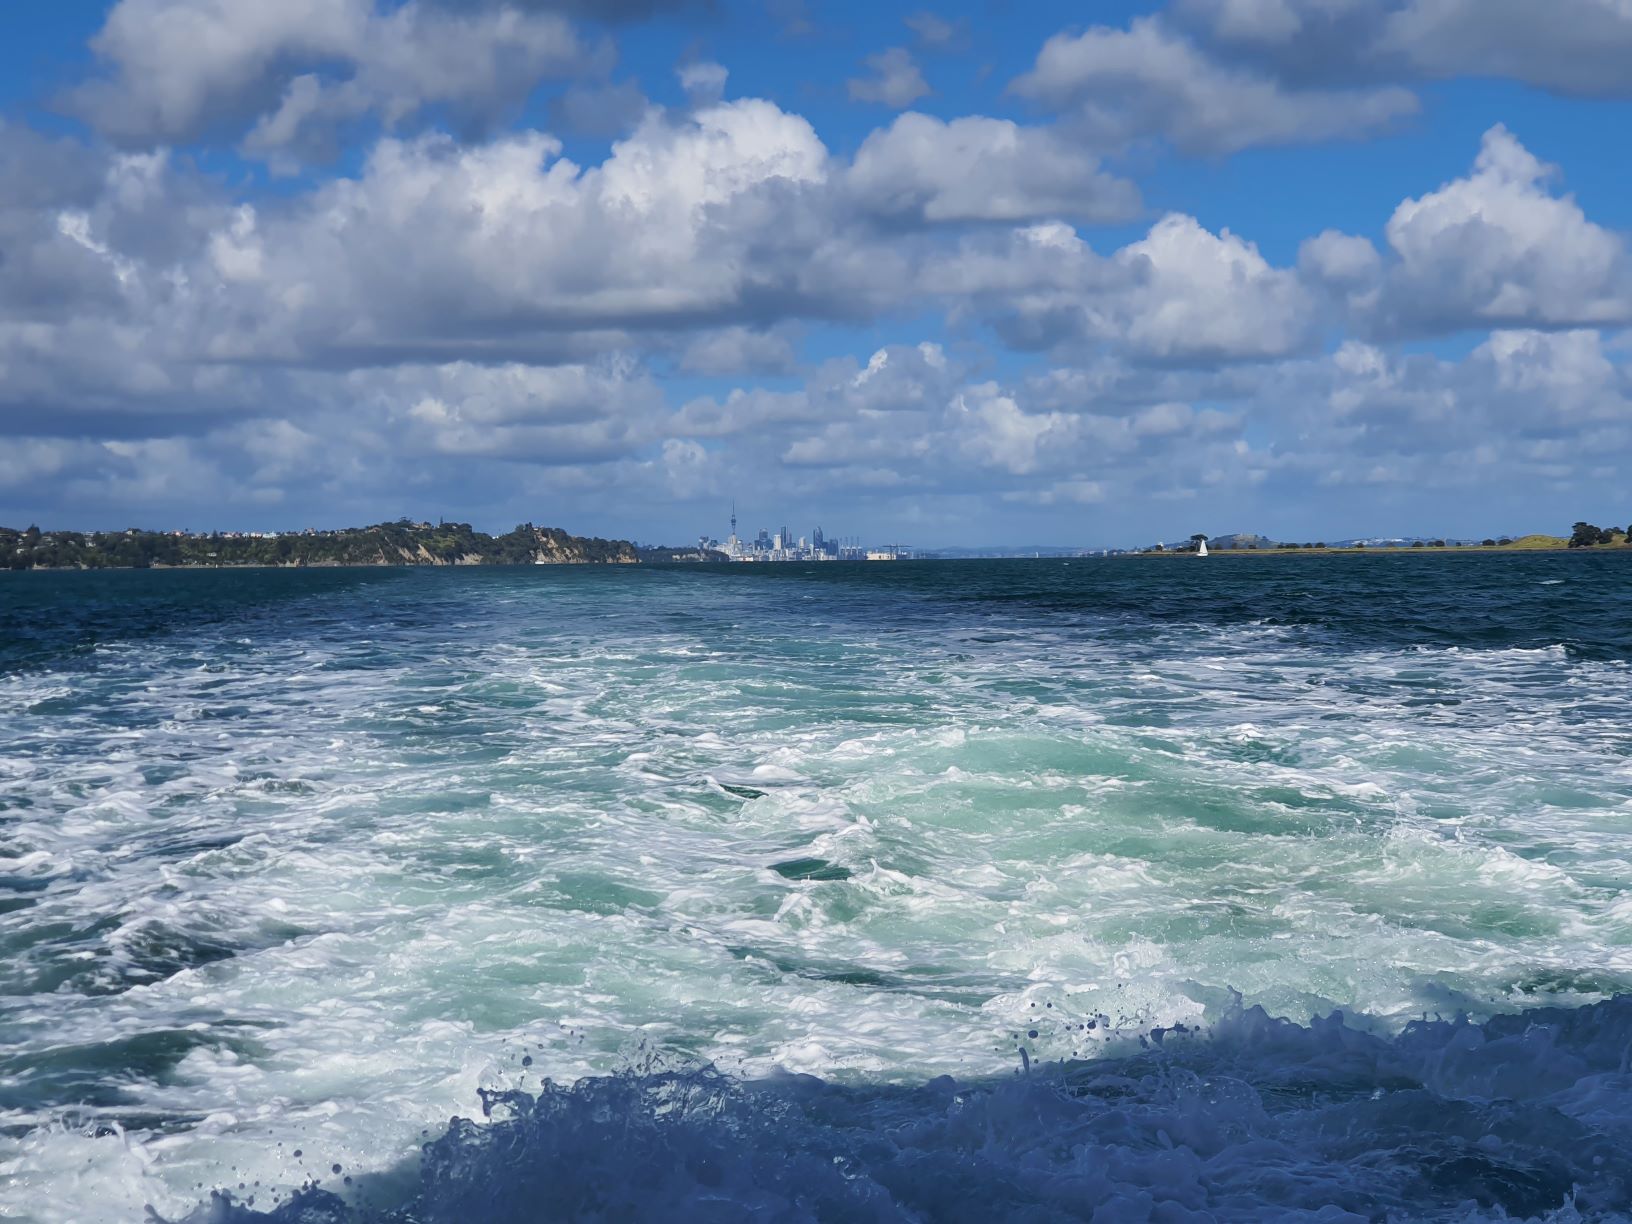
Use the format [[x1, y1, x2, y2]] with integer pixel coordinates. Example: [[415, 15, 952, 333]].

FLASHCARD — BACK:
[[1197, 538, 1208, 557]]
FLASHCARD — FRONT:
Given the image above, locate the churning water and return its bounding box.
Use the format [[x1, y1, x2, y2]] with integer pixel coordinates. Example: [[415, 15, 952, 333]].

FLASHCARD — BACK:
[[2, 556, 1631, 1221]]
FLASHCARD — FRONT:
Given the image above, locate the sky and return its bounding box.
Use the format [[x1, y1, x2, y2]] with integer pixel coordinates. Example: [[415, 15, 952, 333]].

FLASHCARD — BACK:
[[1, 1, 1630, 548]]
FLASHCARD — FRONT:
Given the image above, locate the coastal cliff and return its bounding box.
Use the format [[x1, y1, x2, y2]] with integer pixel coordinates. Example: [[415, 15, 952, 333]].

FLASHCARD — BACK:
[[2, 521, 642, 570]]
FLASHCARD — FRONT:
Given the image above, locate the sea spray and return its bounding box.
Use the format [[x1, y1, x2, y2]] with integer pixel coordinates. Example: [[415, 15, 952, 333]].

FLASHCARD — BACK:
[[164, 999, 1632, 1222]]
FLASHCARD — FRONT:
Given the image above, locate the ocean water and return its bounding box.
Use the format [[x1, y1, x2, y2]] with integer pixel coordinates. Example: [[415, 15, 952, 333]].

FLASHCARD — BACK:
[[1, 555, 1630, 1222]]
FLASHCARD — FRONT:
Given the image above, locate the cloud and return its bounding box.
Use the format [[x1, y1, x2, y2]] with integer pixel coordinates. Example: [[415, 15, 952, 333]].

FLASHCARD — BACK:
[[762, 342, 1255, 503], [0, 125, 121, 324], [1369, 126, 1632, 335], [70, 0, 593, 158], [1473, 328, 1630, 427], [1173, 0, 1399, 86], [1297, 229, 1383, 320], [764, 344, 956, 469], [1185, 325, 1632, 502], [1012, 16, 1417, 155], [1298, 230, 1382, 287], [44, 78, 1614, 478], [676, 386, 824, 442], [846, 113, 1140, 226], [1186, 0, 1326, 43], [1004, 478, 1107, 507], [904, 11, 967, 50], [365, 360, 664, 463], [937, 215, 1314, 363], [546, 78, 650, 139], [1180, 0, 1632, 98], [948, 384, 1074, 475], [847, 48, 931, 108], [434, 0, 704, 17], [765, 0, 815, 38], [677, 61, 729, 105], [1112, 215, 1315, 360], [197, 99, 836, 359], [1008, 2, 1632, 166], [1381, 0, 1632, 96], [678, 326, 800, 376], [0, 101, 829, 447], [0, 140, 283, 437], [1294, 127, 1632, 341]]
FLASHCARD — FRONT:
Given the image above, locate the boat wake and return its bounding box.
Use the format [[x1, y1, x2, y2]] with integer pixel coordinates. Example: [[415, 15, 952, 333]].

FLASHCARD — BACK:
[[166, 997, 1632, 1223]]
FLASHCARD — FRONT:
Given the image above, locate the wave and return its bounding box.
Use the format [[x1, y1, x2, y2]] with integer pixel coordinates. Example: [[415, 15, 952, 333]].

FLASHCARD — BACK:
[[165, 998, 1632, 1223], [5, 563, 1630, 1222]]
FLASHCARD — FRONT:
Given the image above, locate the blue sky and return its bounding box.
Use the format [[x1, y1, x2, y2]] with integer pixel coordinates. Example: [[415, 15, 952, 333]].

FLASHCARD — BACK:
[[2, 0, 1630, 547]]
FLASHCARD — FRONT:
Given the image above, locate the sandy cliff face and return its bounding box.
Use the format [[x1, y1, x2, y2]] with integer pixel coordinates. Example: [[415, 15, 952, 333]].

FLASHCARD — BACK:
[[398, 545, 492, 565], [389, 531, 635, 565], [529, 528, 638, 564], [530, 543, 631, 564]]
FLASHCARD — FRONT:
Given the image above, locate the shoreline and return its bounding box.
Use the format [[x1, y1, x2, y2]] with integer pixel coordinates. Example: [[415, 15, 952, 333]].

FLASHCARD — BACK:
[[7, 545, 1632, 572], [0, 559, 643, 573], [1135, 541, 1631, 557]]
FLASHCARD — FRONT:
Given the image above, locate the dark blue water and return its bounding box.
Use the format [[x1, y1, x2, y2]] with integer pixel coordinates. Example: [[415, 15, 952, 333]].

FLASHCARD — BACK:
[[1, 555, 1629, 1222]]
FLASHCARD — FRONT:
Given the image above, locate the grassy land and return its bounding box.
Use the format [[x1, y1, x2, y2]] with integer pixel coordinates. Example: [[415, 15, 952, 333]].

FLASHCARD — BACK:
[[1147, 533, 1632, 556], [1502, 534, 1573, 550]]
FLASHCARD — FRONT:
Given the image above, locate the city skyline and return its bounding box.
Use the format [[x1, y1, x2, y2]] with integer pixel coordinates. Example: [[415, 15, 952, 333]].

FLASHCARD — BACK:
[[697, 503, 880, 560]]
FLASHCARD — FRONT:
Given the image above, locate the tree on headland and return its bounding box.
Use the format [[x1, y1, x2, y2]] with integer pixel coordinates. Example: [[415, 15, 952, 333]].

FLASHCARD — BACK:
[[0, 520, 647, 569], [1482, 539, 1497, 547], [1570, 522, 1602, 548]]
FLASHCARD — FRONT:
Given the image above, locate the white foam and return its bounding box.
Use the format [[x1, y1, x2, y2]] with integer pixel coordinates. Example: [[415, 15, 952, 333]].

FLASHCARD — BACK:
[[3, 573, 1631, 1222]]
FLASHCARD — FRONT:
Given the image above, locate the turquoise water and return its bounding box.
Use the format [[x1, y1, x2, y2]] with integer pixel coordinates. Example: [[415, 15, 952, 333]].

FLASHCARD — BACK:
[[2, 556, 1631, 1221]]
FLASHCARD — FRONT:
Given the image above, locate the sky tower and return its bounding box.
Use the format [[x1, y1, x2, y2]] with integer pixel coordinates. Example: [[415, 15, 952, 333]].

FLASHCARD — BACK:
[[725, 500, 742, 559]]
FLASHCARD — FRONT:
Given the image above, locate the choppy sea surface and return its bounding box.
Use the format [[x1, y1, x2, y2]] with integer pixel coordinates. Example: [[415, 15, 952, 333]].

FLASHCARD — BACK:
[[3, 555, 1632, 1222]]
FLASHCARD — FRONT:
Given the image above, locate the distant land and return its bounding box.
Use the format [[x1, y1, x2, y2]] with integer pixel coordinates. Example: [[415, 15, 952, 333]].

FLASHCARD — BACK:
[[6, 519, 1630, 571], [1140, 524, 1629, 555], [0, 521, 724, 570], [930, 546, 1085, 559]]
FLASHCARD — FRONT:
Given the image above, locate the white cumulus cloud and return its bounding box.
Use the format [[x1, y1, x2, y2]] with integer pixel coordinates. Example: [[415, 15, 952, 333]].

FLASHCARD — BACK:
[[1012, 16, 1417, 155]]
